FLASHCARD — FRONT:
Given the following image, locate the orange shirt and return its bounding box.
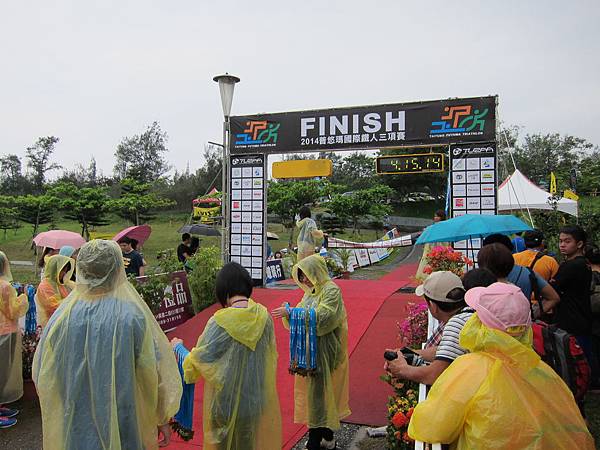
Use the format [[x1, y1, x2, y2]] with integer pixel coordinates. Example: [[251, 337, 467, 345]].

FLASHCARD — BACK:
[[513, 250, 559, 281]]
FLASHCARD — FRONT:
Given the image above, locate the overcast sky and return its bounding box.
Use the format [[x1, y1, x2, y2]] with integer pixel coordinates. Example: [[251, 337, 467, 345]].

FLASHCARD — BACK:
[[2, 1, 599, 178]]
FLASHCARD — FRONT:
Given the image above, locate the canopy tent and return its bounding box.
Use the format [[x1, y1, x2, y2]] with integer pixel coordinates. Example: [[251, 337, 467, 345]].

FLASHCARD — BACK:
[[498, 169, 578, 217]]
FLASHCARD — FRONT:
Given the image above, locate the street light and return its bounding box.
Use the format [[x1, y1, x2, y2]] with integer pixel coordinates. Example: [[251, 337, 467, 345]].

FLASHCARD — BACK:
[[213, 73, 240, 264]]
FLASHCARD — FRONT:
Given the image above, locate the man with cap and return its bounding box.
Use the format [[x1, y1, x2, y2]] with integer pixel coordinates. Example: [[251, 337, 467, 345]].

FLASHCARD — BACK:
[[385, 271, 473, 385], [408, 282, 594, 449], [514, 229, 559, 281]]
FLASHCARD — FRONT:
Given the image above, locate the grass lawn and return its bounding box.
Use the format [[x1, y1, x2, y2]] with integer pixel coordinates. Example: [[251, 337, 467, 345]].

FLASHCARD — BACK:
[[0, 213, 390, 284]]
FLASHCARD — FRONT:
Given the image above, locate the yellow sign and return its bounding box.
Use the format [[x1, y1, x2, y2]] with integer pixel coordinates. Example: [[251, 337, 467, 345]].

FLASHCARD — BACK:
[[272, 159, 333, 179], [89, 232, 114, 240], [563, 189, 579, 201], [549, 172, 557, 194]]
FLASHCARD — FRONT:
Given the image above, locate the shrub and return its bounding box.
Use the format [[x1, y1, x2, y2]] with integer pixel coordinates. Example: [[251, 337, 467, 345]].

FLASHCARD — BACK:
[[187, 246, 222, 313]]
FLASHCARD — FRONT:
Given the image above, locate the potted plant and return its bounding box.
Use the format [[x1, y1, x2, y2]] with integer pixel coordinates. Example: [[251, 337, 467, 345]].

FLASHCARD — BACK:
[[332, 248, 353, 279]]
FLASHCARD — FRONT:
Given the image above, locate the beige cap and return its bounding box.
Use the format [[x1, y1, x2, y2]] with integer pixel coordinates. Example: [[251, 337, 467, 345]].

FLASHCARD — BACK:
[[415, 271, 464, 302]]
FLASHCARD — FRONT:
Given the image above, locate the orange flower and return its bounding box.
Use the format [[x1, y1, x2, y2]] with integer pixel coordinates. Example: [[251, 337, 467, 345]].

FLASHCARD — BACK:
[[402, 431, 413, 443], [406, 407, 414, 419], [392, 411, 408, 428], [394, 430, 402, 440]]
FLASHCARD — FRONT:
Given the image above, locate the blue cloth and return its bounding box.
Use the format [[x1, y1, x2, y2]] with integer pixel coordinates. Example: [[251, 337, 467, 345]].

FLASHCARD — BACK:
[[35, 297, 147, 450], [173, 343, 195, 440], [59, 246, 75, 257], [512, 237, 526, 253], [416, 214, 532, 244], [508, 265, 548, 299]]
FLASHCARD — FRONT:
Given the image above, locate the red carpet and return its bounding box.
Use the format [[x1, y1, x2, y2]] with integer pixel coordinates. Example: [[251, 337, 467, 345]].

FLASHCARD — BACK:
[[345, 292, 423, 426], [168, 264, 417, 449]]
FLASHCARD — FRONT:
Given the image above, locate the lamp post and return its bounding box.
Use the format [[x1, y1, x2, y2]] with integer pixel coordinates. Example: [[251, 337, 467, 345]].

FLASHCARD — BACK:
[[213, 73, 240, 264]]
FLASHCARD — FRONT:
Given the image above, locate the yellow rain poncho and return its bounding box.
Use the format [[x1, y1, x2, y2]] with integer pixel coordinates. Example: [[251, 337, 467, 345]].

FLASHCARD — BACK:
[[182, 299, 281, 450], [296, 217, 324, 261], [285, 255, 350, 429], [408, 314, 594, 449], [35, 254, 75, 327], [0, 251, 28, 404], [33, 240, 182, 450]]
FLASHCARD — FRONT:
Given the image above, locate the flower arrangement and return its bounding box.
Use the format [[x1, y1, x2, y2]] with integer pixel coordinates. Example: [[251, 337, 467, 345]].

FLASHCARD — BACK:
[[422, 245, 472, 278], [381, 375, 419, 449], [380, 302, 429, 449]]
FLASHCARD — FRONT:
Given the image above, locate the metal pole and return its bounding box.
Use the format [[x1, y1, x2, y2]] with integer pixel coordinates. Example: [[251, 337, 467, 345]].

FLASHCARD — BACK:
[[221, 118, 229, 264]]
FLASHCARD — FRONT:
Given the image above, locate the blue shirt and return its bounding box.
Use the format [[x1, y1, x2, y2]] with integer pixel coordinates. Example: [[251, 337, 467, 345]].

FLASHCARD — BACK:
[[512, 236, 526, 254], [508, 265, 548, 298]]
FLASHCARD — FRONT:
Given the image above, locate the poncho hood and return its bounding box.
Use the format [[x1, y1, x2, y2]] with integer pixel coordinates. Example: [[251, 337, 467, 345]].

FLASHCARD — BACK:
[[292, 255, 331, 294], [214, 299, 268, 351], [459, 313, 538, 372]]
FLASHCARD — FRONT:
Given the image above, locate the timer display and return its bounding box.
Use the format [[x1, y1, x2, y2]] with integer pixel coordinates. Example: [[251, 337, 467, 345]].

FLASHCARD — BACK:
[[376, 153, 445, 175]]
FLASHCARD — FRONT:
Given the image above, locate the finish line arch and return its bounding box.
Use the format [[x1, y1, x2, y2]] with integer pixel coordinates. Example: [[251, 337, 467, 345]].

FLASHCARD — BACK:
[[224, 95, 498, 284]]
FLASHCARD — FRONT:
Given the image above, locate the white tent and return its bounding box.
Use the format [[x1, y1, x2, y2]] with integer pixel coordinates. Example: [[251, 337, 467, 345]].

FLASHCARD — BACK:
[[498, 169, 578, 217]]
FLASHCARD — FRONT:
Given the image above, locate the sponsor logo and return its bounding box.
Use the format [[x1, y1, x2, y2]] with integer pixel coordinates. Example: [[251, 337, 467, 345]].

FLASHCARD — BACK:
[[431, 105, 489, 136], [452, 145, 495, 157], [231, 156, 264, 166], [235, 121, 280, 147]]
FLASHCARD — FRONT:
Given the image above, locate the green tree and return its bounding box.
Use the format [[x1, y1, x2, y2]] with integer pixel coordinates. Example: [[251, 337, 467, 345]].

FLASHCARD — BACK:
[[48, 182, 111, 240], [0, 196, 19, 239], [26, 136, 62, 193], [267, 179, 333, 247], [0, 154, 30, 195], [328, 185, 394, 234], [330, 152, 380, 191], [15, 194, 58, 240], [109, 178, 175, 225], [114, 121, 171, 183]]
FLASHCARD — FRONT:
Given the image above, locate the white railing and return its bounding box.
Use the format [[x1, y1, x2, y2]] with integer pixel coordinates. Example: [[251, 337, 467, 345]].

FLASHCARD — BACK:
[[414, 311, 442, 450]]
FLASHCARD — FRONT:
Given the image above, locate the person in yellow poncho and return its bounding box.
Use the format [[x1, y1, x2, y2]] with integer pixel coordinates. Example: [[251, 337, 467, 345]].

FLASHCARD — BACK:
[[171, 261, 281, 450], [35, 254, 75, 328], [0, 251, 28, 428], [408, 282, 594, 449], [296, 206, 324, 261], [32, 240, 182, 450], [272, 254, 350, 450]]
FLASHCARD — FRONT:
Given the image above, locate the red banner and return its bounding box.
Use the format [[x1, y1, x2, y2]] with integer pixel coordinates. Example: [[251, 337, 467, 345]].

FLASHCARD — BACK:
[[153, 271, 194, 332]]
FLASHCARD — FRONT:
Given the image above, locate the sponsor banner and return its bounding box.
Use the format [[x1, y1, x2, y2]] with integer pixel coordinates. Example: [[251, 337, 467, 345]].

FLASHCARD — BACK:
[[450, 142, 498, 258], [151, 271, 194, 332], [327, 233, 416, 249], [355, 248, 371, 267], [368, 248, 380, 264], [229, 154, 266, 284], [231, 96, 496, 154]]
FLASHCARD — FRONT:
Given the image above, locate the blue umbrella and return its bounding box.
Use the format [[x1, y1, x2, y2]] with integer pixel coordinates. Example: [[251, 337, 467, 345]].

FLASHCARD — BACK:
[[416, 214, 532, 244]]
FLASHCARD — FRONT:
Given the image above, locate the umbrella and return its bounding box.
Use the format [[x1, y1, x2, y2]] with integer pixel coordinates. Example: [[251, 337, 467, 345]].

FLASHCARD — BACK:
[[33, 230, 86, 249], [113, 224, 152, 246], [416, 214, 532, 245], [267, 232, 280, 240], [178, 224, 221, 237]]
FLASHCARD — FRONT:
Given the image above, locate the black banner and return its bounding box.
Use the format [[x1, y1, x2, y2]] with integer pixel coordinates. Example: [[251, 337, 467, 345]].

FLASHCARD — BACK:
[[230, 96, 496, 154]]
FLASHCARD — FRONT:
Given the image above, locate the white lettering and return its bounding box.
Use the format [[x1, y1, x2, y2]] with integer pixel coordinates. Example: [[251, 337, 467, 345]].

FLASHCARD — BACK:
[[363, 113, 381, 133], [352, 114, 360, 134], [300, 118, 315, 137], [319, 117, 326, 136], [385, 111, 405, 132], [329, 116, 348, 135]]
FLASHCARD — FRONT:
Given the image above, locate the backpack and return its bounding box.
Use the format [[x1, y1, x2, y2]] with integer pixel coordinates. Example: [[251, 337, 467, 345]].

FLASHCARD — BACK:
[[532, 321, 590, 401]]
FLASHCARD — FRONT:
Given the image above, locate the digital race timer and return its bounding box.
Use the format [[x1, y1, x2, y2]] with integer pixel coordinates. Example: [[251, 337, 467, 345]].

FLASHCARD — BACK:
[[376, 153, 445, 175]]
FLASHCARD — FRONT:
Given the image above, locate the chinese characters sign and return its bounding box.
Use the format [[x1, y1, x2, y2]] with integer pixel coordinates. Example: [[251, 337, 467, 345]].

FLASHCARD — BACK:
[[154, 271, 194, 332], [229, 154, 266, 284], [230, 96, 496, 154]]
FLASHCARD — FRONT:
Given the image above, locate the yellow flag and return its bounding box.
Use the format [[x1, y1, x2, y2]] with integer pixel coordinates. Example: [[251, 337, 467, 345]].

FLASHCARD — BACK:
[[563, 189, 579, 201], [550, 172, 557, 194]]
